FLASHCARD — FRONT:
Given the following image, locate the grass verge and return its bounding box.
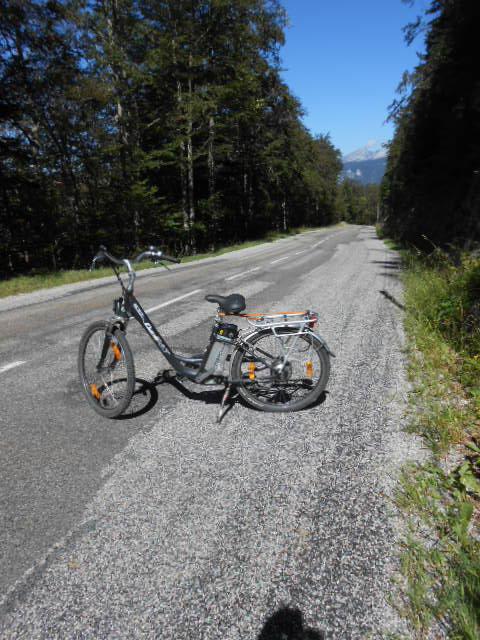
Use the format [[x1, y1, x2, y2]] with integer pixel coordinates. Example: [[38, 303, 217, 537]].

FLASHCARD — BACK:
[[0, 225, 339, 298], [387, 241, 480, 638]]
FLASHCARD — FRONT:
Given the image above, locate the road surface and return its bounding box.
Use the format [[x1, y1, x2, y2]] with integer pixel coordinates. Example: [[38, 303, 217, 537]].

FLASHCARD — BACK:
[[0, 225, 420, 638]]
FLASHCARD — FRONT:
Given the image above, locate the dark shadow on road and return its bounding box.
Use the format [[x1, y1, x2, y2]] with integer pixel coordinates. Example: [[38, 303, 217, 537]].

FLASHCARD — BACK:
[[258, 607, 325, 640], [372, 258, 403, 281], [379, 289, 406, 310], [370, 259, 402, 270], [159, 371, 327, 417], [116, 378, 159, 420], [117, 369, 328, 421], [155, 372, 225, 404]]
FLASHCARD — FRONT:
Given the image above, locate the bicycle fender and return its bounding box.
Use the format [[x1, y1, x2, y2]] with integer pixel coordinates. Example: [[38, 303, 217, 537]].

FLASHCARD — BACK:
[[236, 327, 335, 357], [311, 332, 336, 357]]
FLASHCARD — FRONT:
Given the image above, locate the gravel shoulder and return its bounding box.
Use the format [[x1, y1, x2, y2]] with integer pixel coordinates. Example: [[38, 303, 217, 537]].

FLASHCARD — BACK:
[[0, 227, 423, 639]]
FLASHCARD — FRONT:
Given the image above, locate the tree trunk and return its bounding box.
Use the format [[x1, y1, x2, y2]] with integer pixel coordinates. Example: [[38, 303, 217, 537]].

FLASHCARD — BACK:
[[243, 168, 248, 235], [186, 56, 195, 250], [172, 35, 189, 240], [208, 115, 215, 197], [282, 198, 287, 231]]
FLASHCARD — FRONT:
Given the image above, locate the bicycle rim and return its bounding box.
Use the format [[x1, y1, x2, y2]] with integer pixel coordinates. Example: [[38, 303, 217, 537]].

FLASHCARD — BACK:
[[236, 330, 328, 410], [81, 325, 133, 415]]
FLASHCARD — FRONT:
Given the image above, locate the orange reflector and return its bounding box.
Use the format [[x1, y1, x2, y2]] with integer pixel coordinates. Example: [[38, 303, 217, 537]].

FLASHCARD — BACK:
[[248, 362, 256, 380], [90, 383, 101, 400], [306, 361, 313, 378], [111, 341, 122, 361]]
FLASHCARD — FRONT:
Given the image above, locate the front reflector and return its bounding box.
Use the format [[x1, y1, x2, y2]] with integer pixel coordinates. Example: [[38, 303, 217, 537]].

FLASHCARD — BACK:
[[111, 342, 122, 361], [90, 383, 101, 400]]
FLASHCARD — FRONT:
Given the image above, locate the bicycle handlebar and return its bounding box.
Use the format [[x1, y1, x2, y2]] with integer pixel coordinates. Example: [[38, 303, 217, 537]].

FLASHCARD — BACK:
[[133, 247, 180, 264], [91, 245, 124, 268], [90, 245, 181, 292]]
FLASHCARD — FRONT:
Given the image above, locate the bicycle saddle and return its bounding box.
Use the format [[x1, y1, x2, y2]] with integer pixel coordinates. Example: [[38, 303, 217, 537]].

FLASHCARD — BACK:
[[205, 293, 246, 314]]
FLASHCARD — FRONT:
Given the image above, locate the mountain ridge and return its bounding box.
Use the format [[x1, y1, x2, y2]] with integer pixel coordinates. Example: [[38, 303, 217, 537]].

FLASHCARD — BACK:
[[341, 141, 387, 185]]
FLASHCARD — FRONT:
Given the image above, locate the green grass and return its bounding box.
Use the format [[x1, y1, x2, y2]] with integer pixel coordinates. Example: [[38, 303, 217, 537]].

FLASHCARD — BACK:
[[382, 237, 480, 639], [397, 462, 480, 640], [0, 224, 341, 298]]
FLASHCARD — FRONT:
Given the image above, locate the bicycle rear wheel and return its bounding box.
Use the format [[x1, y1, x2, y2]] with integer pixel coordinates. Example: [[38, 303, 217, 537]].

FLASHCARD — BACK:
[[231, 327, 330, 412], [78, 321, 135, 418]]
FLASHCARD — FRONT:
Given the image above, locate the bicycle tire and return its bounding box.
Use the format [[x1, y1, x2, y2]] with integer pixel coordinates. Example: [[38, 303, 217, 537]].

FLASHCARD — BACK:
[[231, 327, 330, 412], [78, 321, 135, 418]]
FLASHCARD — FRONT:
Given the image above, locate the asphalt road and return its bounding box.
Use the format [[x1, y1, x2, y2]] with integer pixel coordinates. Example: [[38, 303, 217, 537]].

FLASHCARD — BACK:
[[0, 225, 421, 638]]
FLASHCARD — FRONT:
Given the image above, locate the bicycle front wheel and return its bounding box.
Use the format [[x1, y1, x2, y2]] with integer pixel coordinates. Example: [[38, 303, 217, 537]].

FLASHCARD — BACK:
[[231, 327, 330, 412], [78, 321, 135, 418]]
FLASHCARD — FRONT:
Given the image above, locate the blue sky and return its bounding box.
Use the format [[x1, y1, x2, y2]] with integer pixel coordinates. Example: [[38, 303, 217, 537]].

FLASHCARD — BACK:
[[280, 0, 426, 156]]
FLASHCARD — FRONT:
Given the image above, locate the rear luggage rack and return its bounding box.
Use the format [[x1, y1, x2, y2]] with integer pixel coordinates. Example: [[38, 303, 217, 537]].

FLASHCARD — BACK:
[[241, 310, 318, 330]]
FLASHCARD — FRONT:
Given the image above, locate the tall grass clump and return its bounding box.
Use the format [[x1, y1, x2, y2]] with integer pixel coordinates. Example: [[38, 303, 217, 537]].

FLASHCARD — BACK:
[[403, 250, 480, 450]]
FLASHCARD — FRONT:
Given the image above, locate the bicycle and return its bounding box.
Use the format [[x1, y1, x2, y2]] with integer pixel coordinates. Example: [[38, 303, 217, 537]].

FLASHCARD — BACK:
[[78, 245, 334, 421]]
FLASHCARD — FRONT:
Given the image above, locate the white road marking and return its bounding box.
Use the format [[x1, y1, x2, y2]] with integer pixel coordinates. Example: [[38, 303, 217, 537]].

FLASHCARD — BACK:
[[294, 250, 306, 255], [225, 267, 260, 281], [311, 230, 342, 249], [0, 360, 26, 374], [146, 289, 203, 314], [270, 255, 289, 265]]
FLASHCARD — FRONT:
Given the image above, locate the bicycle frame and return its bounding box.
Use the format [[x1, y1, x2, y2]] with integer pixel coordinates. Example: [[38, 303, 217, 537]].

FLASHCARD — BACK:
[[119, 290, 203, 381], [93, 248, 333, 388], [84, 244, 333, 423], [103, 289, 275, 385]]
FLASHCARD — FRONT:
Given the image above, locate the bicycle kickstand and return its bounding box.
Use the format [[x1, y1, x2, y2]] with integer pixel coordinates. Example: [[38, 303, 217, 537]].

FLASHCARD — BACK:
[[217, 383, 233, 424]]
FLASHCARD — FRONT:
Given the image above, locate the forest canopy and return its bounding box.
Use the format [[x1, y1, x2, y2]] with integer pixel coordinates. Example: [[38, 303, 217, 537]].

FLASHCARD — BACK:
[[0, 0, 345, 275], [382, 0, 480, 249]]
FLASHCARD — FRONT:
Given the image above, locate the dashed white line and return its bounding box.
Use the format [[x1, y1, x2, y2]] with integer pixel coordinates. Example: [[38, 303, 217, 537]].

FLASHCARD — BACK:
[[225, 267, 260, 281], [270, 255, 290, 265], [294, 250, 306, 255], [0, 361, 26, 375], [146, 289, 203, 314], [311, 231, 342, 249]]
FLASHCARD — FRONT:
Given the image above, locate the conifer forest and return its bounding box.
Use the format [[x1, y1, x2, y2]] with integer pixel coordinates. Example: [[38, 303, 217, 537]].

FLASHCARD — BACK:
[[382, 0, 480, 250], [1, 0, 478, 276], [0, 0, 345, 275]]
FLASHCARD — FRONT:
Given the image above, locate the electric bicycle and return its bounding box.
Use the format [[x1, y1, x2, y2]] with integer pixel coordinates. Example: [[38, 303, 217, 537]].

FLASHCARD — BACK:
[[78, 245, 334, 421]]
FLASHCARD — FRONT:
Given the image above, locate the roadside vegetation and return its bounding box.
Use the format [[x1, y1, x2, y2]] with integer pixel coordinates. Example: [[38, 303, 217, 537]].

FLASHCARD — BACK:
[[0, 225, 333, 298], [382, 236, 480, 639], [378, 2, 480, 633]]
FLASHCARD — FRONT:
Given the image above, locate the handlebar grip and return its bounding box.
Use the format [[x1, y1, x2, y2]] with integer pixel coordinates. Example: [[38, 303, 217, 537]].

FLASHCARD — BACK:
[[90, 248, 106, 270]]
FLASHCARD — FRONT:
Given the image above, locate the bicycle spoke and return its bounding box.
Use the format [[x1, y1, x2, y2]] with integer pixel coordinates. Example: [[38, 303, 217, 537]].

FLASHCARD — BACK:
[[238, 330, 325, 408], [83, 329, 129, 410]]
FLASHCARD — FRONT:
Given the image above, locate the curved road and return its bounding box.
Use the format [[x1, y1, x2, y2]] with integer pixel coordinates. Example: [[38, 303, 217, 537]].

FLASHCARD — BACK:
[[0, 225, 420, 638]]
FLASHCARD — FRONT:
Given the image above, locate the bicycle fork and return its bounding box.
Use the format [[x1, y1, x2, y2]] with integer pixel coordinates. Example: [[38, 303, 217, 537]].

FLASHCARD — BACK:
[[96, 323, 121, 371]]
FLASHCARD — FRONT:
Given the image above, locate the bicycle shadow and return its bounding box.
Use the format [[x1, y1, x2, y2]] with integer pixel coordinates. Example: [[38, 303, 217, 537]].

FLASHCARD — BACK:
[[155, 373, 236, 421], [258, 607, 325, 639], [115, 377, 159, 420], [156, 371, 328, 418], [114, 373, 226, 421], [117, 372, 328, 422]]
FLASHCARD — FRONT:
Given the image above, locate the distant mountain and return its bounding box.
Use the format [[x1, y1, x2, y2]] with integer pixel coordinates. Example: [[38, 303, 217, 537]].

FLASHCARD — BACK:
[[341, 141, 387, 185]]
